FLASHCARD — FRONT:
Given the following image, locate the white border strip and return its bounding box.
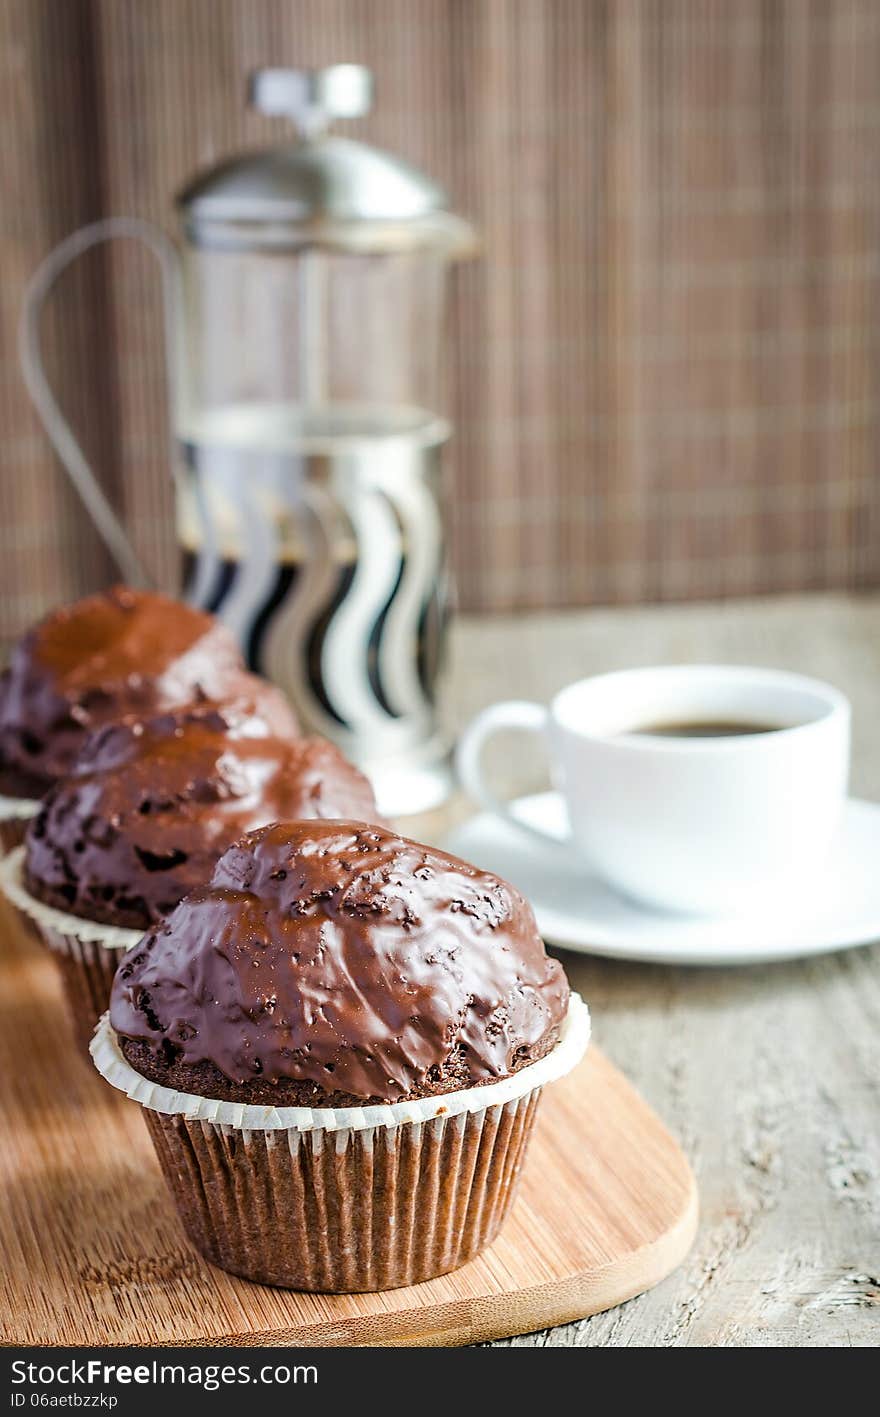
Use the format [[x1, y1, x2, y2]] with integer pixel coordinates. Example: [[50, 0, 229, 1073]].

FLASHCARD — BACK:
[[90, 994, 591, 1135], [0, 846, 144, 950], [0, 793, 41, 822]]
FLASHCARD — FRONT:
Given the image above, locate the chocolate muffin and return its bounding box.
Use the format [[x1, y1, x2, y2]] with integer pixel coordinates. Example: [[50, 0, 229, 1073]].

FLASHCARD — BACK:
[[7, 702, 377, 1048], [24, 706, 376, 932], [112, 819, 569, 1105], [93, 821, 590, 1291], [0, 585, 248, 805]]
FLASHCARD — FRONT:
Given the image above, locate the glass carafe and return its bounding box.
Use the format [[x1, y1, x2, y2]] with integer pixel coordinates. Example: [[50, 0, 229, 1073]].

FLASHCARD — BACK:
[[175, 66, 474, 813], [21, 66, 476, 815]]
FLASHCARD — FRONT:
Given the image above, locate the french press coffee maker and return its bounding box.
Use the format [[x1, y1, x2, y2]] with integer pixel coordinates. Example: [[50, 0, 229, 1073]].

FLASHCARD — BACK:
[[21, 65, 476, 814]]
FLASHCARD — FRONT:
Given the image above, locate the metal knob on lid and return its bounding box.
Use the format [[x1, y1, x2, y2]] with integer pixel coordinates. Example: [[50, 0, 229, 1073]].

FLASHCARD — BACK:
[[249, 64, 373, 137]]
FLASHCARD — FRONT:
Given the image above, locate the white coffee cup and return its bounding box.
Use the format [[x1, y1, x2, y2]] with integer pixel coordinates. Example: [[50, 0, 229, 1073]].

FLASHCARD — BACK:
[[456, 665, 851, 916]]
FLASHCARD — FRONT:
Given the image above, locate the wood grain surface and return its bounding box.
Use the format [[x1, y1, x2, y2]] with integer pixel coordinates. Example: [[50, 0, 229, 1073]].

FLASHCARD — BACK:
[[3, 1, 880, 630], [0, 915, 695, 1347], [412, 593, 878, 1347]]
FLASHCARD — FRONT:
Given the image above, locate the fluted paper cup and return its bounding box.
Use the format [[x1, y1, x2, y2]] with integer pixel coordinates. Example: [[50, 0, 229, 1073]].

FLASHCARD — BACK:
[[91, 995, 591, 1292], [0, 793, 40, 854], [0, 846, 142, 1049]]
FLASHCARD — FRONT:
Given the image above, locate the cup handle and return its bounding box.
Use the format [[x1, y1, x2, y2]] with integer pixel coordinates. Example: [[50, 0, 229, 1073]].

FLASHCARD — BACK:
[[456, 700, 564, 846]]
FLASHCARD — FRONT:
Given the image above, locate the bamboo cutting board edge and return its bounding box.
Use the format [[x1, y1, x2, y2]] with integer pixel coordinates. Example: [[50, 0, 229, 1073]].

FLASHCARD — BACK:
[[1, 923, 698, 1348], [164, 1193, 700, 1348]]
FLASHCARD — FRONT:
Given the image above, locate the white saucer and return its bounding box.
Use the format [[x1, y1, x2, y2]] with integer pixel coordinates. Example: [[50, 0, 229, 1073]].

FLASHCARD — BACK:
[[444, 792, 880, 966]]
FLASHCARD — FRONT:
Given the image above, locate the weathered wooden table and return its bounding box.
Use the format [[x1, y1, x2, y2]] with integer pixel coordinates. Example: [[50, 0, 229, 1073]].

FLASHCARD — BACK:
[[409, 593, 880, 1347]]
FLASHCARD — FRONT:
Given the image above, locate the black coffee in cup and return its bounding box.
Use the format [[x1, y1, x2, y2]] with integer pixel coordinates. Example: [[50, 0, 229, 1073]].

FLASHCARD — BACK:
[[625, 720, 782, 738]]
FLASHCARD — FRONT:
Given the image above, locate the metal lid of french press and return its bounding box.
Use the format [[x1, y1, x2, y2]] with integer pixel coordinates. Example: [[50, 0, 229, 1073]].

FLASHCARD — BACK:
[[177, 64, 476, 255]]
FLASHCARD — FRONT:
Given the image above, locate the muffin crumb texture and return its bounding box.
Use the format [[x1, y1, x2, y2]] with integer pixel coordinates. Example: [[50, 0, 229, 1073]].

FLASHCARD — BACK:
[[111, 820, 569, 1106]]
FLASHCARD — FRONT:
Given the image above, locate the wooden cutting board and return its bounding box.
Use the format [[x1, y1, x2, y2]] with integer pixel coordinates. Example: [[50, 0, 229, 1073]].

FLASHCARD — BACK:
[[0, 912, 697, 1347]]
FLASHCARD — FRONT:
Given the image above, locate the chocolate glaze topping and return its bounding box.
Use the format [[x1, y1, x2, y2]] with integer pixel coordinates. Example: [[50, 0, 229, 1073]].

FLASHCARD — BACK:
[[0, 586, 249, 796], [110, 821, 569, 1106], [25, 704, 377, 930]]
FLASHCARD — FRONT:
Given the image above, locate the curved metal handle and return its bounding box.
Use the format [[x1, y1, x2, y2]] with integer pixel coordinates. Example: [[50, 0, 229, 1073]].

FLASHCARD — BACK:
[[18, 217, 181, 589], [456, 700, 567, 846]]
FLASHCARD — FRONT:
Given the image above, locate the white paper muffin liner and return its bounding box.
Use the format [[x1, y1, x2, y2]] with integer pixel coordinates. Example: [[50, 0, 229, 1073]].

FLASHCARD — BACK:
[[91, 992, 590, 1134], [0, 845, 144, 1047], [93, 994, 589, 1289], [0, 846, 144, 950], [0, 791, 41, 820]]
